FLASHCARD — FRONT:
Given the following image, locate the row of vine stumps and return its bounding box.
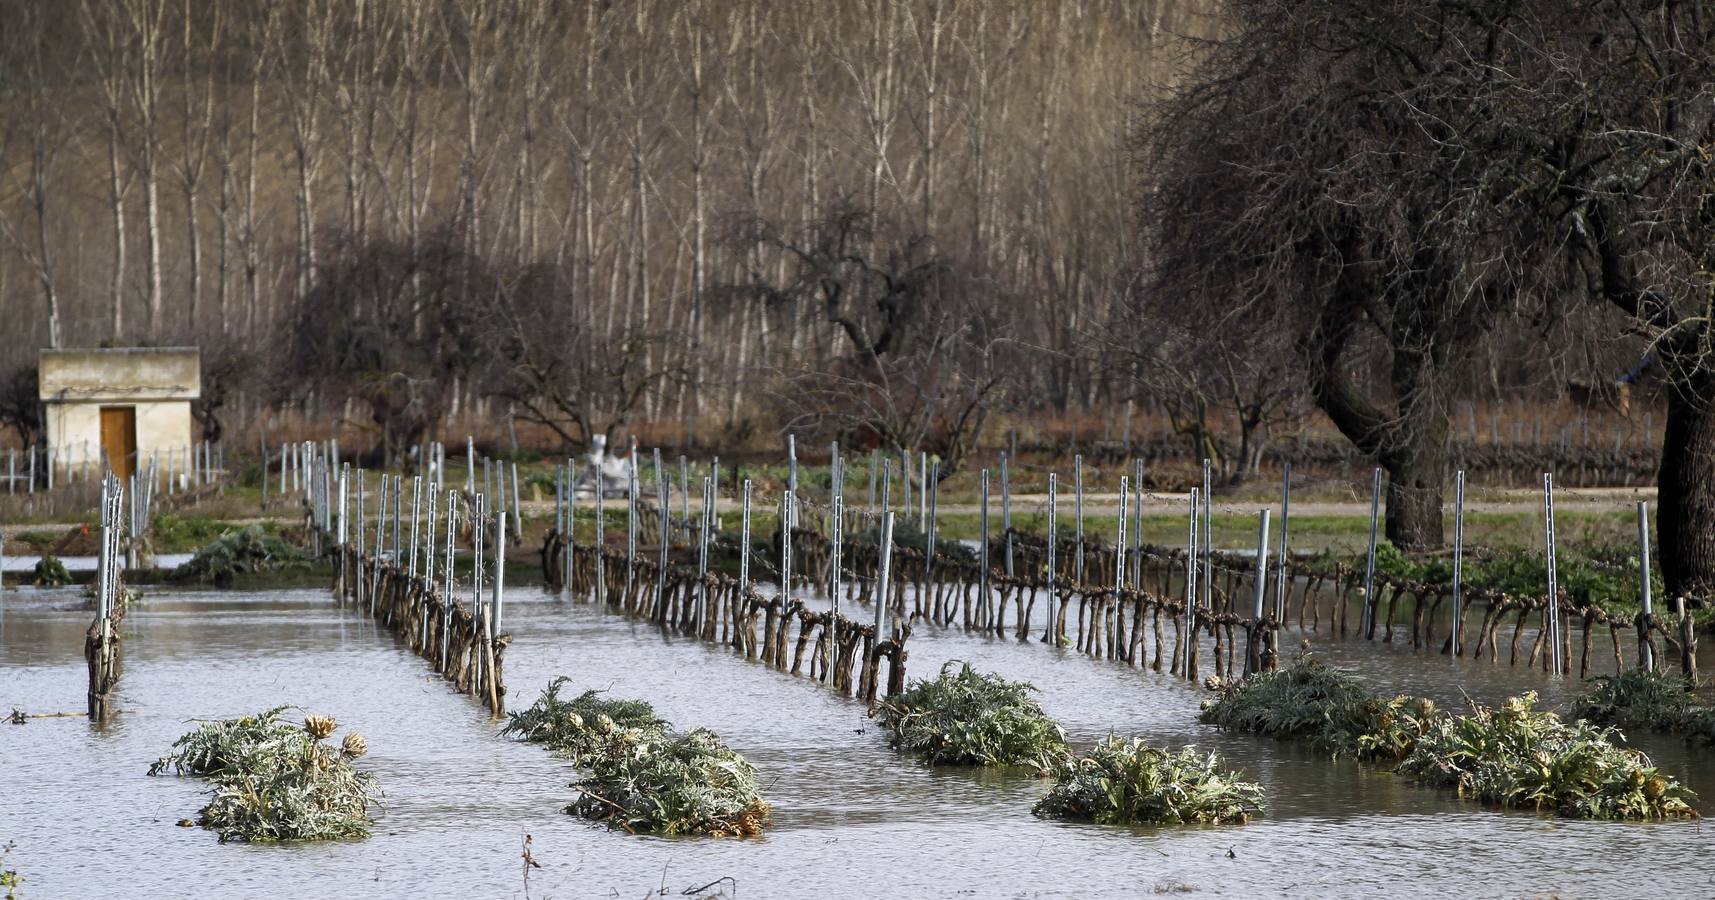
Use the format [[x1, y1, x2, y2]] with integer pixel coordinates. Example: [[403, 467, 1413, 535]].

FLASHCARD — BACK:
[[120, 456, 1704, 851], [551, 513, 1701, 685]]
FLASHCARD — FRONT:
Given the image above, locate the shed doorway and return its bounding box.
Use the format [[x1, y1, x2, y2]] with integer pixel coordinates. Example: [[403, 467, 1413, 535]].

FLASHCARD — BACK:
[[100, 405, 137, 480]]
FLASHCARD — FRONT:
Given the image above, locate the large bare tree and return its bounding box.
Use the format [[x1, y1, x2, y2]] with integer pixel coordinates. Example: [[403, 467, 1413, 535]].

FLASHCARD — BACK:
[[1136, 0, 1567, 548]]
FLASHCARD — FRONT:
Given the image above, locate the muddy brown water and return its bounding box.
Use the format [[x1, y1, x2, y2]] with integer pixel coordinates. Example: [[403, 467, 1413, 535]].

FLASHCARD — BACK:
[[3, 585, 1712, 898]]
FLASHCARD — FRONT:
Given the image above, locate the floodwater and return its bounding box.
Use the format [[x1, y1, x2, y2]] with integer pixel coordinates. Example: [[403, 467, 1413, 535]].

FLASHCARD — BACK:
[[3, 583, 1712, 899], [0, 552, 194, 573]]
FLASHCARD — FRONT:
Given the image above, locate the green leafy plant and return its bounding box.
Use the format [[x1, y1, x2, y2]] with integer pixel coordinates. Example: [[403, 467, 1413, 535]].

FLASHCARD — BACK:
[[876, 661, 1070, 770], [150, 709, 379, 842], [1198, 655, 1429, 759], [31, 555, 70, 587], [1, 841, 20, 900], [1572, 670, 1715, 743], [169, 525, 312, 587], [1353, 542, 1659, 618], [501, 678, 670, 764], [149, 706, 301, 777], [1033, 738, 1262, 825], [568, 728, 769, 836], [150, 514, 244, 553], [1397, 692, 1697, 820]]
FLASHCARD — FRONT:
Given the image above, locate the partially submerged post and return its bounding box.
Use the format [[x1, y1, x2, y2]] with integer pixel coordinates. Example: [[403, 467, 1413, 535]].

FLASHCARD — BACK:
[[1201, 459, 1213, 613], [335, 467, 349, 597], [1115, 476, 1130, 594], [1246, 509, 1271, 675], [924, 460, 939, 596], [1185, 488, 1200, 681], [902, 448, 913, 529], [1132, 458, 1145, 588], [1361, 467, 1382, 638], [1450, 470, 1466, 657], [88, 475, 124, 722], [1273, 463, 1291, 623], [830, 494, 844, 677], [1001, 451, 1014, 577], [655, 450, 670, 612], [1637, 500, 1654, 672], [1073, 454, 1085, 585], [875, 511, 896, 641], [780, 489, 795, 600], [1045, 473, 1058, 643], [593, 461, 607, 604], [625, 446, 639, 600], [1543, 472, 1563, 676], [511, 462, 523, 542], [738, 480, 753, 598], [696, 476, 712, 633], [408, 476, 423, 581], [978, 468, 991, 623], [866, 449, 879, 528]]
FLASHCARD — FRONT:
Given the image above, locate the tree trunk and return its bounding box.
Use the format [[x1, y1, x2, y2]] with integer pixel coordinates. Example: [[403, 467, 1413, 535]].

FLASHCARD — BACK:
[[1657, 380, 1715, 595], [1382, 423, 1446, 551]]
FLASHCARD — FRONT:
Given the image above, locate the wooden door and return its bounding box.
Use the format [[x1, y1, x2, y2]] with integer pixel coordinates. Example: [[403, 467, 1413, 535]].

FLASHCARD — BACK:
[[100, 406, 137, 480]]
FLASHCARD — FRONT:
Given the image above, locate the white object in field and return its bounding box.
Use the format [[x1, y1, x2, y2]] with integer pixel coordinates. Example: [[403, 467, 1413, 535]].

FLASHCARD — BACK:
[[573, 434, 632, 498]]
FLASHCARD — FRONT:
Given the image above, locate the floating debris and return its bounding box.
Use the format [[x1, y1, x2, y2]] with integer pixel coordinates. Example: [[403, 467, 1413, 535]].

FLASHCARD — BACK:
[[1033, 737, 1262, 825]]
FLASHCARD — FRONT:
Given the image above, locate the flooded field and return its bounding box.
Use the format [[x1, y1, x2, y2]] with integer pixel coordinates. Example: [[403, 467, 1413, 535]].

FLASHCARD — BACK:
[[4, 585, 1712, 898]]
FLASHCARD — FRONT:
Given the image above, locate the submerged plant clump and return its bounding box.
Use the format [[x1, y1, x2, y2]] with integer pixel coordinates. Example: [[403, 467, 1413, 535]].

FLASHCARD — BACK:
[[149, 706, 302, 777], [1397, 693, 1697, 820], [150, 708, 379, 842], [170, 525, 312, 586], [507, 679, 771, 837], [1198, 656, 1428, 759], [32, 555, 71, 587], [1572, 670, 1715, 742], [501, 677, 670, 764], [569, 728, 770, 837], [1033, 738, 1262, 825], [876, 661, 1069, 770]]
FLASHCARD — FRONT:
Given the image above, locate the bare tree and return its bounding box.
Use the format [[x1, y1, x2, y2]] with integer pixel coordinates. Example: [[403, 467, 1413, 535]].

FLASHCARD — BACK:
[[1110, 276, 1306, 483], [1136, 0, 1566, 548], [478, 263, 684, 448], [735, 206, 1011, 469]]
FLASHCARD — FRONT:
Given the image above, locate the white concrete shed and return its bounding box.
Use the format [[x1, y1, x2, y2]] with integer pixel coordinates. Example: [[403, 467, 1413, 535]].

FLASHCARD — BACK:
[[38, 348, 200, 481]]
